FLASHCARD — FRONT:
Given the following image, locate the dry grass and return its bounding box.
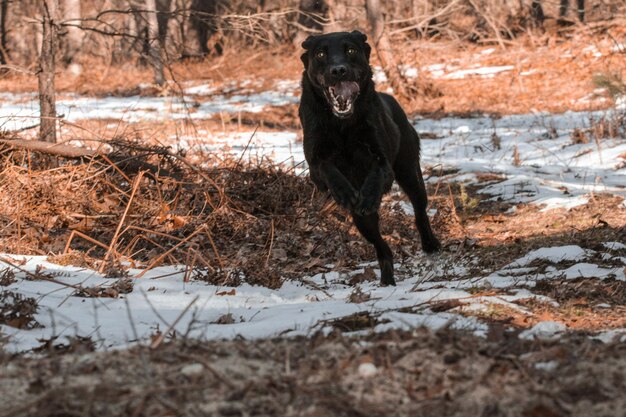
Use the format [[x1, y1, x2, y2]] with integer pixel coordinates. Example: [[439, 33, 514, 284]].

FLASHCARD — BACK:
[[0, 142, 427, 288]]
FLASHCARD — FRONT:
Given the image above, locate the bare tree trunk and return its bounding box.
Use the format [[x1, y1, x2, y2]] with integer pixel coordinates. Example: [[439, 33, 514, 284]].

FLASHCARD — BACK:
[[145, 0, 165, 85], [184, 0, 222, 58], [411, 0, 430, 36], [185, 0, 209, 57], [412, 0, 430, 18], [297, 0, 327, 33], [365, 0, 409, 100], [61, 0, 82, 64], [561, 0, 585, 22], [293, 0, 327, 48], [530, 0, 545, 25], [38, 0, 59, 143], [0, 0, 8, 65], [325, 0, 341, 32], [576, 0, 585, 22]]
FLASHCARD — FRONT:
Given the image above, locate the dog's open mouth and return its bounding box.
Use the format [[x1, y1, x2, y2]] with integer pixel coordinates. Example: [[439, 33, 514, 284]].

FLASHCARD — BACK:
[[326, 81, 359, 117]]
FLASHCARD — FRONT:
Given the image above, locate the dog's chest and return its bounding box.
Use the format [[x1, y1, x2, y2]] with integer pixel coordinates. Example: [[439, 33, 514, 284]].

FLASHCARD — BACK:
[[334, 136, 379, 184]]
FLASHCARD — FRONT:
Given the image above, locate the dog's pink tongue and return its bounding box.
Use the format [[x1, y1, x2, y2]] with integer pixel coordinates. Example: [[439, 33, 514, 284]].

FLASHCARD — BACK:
[[332, 81, 359, 100]]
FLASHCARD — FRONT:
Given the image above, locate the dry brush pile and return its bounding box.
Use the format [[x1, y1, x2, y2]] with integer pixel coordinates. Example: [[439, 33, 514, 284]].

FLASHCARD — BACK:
[[0, 138, 425, 287]]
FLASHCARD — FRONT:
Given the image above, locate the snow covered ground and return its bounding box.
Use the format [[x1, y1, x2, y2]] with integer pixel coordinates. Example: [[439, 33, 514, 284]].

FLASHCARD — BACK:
[[1, 78, 625, 353], [185, 107, 626, 210], [0, 79, 299, 131], [1, 241, 624, 353], [417, 110, 626, 210]]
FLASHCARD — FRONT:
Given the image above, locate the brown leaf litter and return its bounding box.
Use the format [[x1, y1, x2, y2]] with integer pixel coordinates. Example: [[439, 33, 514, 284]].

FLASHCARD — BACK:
[[1, 328, 625, 417]]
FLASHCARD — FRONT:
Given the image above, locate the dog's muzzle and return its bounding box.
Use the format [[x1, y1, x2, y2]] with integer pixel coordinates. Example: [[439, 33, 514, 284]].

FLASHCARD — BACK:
[[325, 81, 360, 118]]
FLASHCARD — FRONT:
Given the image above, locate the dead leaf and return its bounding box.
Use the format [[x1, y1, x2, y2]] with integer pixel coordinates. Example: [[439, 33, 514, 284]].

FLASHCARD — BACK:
[[172, 215, 188, 229], [216, 289, 236, 296], [430, 299, 464, 312], [348, 267, 377, 285], [348, 287, 371, 304], [213, 313, 235, 324], [0, 256, 27, 266]]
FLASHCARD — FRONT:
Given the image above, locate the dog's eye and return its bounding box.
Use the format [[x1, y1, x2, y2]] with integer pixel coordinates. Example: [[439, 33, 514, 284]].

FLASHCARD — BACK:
[[347, 47, 357, 55], [315, 50, 326, 59]]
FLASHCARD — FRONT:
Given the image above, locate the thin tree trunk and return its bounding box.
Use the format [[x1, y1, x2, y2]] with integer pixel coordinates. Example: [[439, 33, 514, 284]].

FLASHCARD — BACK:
[[576, 0, 585, 22], [412, 0, 430, 18], [530, 0, 545, 25], [325, 0, 341, 32], [365, 0, 409, 100], [146, 0, 165, 85], [0, 0, 8, 65], [38, 0, 59, 143], [61, 0, 82, 64], [411, 0, 430, 36]]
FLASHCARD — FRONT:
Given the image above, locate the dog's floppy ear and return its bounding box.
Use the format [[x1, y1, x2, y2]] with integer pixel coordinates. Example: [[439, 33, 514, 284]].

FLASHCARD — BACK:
[[300, 35, 316, 68], [350, 30, 367, 43], [301, 35, 315, 51], [300, 51, 309, 68], [350, 30, 371, 60]]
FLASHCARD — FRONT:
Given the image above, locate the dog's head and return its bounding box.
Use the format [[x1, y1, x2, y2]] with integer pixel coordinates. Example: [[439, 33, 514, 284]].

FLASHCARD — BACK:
[[301, 31, 372, 119]]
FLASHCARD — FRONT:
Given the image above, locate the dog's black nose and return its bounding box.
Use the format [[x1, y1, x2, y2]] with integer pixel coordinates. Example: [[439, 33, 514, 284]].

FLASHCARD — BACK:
[[330, 65, 348, 79]]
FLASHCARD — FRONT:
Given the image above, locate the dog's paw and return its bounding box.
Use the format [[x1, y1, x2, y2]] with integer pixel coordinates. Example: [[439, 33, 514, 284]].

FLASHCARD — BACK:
[[422, 237, 441, 254], [331, 184, 359, 210]]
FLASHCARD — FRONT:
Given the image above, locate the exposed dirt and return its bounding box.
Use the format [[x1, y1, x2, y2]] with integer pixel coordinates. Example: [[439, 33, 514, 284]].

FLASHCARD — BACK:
[[1, 328, 625, 417]]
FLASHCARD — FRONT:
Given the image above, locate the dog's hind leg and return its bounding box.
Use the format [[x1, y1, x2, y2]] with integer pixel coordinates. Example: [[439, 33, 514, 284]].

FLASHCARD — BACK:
[[394, 162, 441, 254], [352, 212, 395, 286]]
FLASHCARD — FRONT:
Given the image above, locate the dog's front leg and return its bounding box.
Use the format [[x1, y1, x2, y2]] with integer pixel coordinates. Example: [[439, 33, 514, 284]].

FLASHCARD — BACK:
[[317, 160, 359, 210], [355, 160, 393, 216]]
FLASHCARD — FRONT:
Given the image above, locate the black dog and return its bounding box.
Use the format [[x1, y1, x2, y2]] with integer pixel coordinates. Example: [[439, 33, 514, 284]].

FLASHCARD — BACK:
[[298, 31, 440, 286]]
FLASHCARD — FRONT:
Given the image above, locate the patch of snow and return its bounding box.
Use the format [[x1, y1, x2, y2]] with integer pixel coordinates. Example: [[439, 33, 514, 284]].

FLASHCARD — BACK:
[[179, 130, 302, 170], [554, 263, 625, 280], [536, 195, 589, 211], [183, 83, 218, 95], [376, 311, 489, 338], [357, 362, 378, 378], [519, 321, 566, 341], [402, 66, 419, 79], [507, 246, 590, 267], [0, 255, 493, 353], [611, 44, 626, 53], [372, 67, 388, 84], [534, 361, 559, 372], [592, 328, 626, 344], [425, 63, 447, 78], [0, 83, 299, 131], [582, 45, 602, 58], [417, 108, 626, 209], [2, 240, 624, 352], [372, 66, 419, 83], [442, 65, 515, 79], [603, 242, 626, 251], [180, 363, 204, 376]]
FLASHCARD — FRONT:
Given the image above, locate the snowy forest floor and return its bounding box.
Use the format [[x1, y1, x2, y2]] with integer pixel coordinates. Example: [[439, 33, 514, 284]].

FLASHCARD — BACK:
[[1, 29, 626, 416]]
